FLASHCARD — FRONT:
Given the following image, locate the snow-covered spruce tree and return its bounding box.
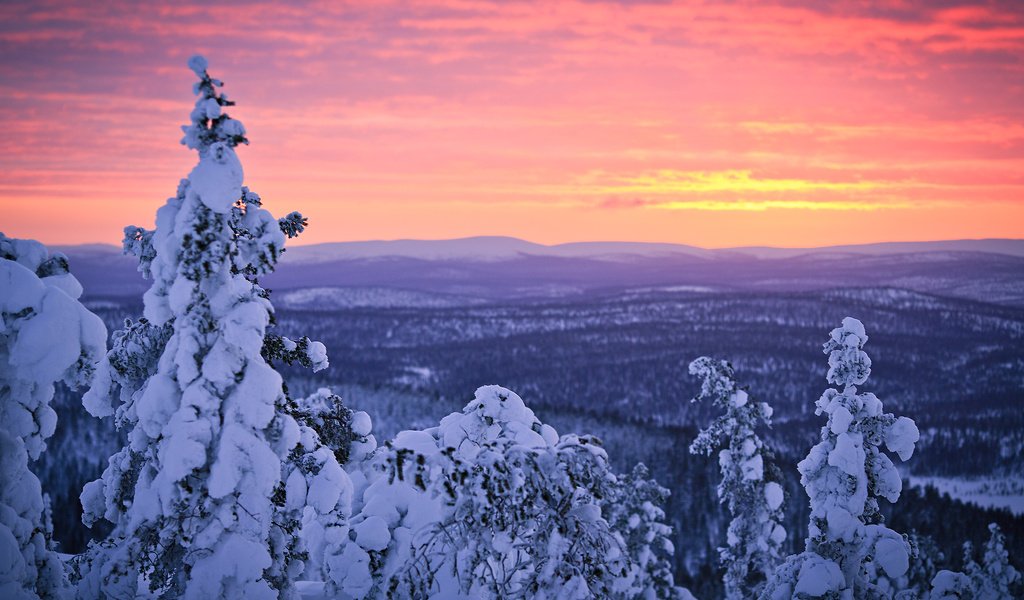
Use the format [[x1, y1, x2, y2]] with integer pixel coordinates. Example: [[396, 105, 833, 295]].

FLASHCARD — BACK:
[[964, 523, 1021, 599], [760, 317, 921, 599], [76, 56, 336, 599], [688, 356, 786, 599], [0, 234, 106, 600], [333, 385, 691, 599]]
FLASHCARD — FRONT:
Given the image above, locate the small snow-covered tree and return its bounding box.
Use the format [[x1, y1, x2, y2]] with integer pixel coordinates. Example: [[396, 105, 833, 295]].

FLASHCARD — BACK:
[[761, 317, 921, 599], [0, 234, 106, 600], [333, 385, 691, 599], [688, 357, 786, 599], [76, 56, 334, 599], [964, 523, 1021, 599]]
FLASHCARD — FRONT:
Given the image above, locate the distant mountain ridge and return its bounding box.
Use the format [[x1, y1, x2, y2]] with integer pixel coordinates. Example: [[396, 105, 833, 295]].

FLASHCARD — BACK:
[[55, 236, 1024, 263], [53, 237, 1024, 307], [277, 236, 1024, 262]]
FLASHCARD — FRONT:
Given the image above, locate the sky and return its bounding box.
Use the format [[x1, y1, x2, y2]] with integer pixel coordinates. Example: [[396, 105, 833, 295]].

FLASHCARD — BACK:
[[1, 0, 1023, 248]]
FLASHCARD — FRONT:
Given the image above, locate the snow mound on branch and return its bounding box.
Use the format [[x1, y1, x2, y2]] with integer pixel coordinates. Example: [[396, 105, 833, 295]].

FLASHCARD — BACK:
[[188, 142, 243, 213], [795, 555, 843, 596]]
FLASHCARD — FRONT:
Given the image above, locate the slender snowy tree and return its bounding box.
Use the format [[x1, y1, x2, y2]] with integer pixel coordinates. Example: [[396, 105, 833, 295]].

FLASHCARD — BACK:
[[688, 357, 786, 599], [0, 234, 107, 600], [603, 463, 682, 599], [964, 523, 1021, 599], [761, 317, 921, 599], [76, 56, 333, 599]]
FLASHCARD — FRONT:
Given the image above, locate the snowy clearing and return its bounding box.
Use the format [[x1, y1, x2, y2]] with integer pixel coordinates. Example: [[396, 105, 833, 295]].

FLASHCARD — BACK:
[[910, 475, 1024, 516]]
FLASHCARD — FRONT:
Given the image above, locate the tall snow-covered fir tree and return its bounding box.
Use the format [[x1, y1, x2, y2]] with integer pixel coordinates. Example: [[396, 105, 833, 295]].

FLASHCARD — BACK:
[[75, 56, 340, 599], [761, 317, 920, 599], [688, 357, 785, 599], [0, 234, 107, 600]]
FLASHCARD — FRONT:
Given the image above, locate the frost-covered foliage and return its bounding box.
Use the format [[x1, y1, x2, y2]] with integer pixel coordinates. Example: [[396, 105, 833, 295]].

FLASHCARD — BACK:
[[333, 385, 691, 599], [75, 56, 331, 599], [0, 234, 106, 600], [761, 317, 921, 599], [689, 357, 785, 599]]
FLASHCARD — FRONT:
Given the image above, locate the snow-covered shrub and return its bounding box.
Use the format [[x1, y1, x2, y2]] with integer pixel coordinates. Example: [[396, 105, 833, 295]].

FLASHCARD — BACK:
[[333, 385, 691, 599], [928, 570, 974, 599], [0, 234, 106, 600], [75, 56, 337, 599], [761, 317, 920, 599], [688, 357, 785, 599], [286, 388, 376, 581]]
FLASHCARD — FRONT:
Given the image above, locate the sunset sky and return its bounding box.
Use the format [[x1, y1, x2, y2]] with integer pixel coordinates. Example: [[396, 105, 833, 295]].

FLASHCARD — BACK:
[[2, 0, 1023, 248]]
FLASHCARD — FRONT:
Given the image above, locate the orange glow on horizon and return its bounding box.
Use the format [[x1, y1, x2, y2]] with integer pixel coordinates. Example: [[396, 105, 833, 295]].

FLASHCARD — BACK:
[[1, 1, 1023, 249]]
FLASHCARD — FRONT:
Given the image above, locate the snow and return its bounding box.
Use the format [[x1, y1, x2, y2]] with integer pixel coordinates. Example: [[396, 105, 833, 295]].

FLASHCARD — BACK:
[[829, 404, 853, 434], [187, 54, 208, 76], [794, 555, 843, 596], [885, 416, 920, 461], [353, 516, 389, 552], [351, 411, 372, 437], [740, 454, 764, 481], [276, 286, 486, 309], [873, 534, 909, 579], [930, 570, 973, 599], [827, 431, 865, 476], [305, 340, 328, 372], [764, 481, 784, 511], [188, 142, 243, 213]]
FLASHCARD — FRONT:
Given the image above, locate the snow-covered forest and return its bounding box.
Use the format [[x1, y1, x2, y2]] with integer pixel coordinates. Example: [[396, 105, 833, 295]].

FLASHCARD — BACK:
[[2, 58, 1021, 600]]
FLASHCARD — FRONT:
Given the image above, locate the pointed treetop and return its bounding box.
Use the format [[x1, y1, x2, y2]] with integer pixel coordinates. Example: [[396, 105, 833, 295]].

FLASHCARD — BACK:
[[823, 316, 872, 388]]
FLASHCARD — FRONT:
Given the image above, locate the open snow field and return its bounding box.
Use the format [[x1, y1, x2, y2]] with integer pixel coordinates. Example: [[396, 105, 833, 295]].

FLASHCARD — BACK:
[[910, 476, 1024, 516]]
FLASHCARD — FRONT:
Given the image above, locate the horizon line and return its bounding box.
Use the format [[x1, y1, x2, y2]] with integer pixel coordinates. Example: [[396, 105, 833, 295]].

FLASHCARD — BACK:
[[51, 234, 1024, 252]]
